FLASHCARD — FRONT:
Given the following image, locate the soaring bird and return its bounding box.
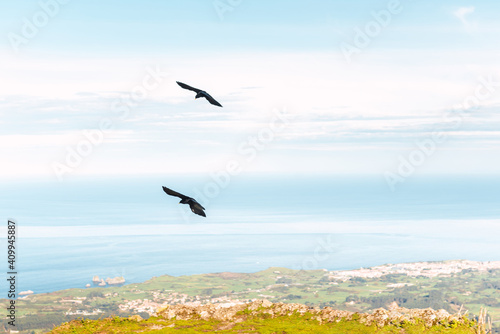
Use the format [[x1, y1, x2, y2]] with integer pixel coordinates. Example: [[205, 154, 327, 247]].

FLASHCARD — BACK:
[[176, 81, 223, 107], [162, 186, 206, 217]]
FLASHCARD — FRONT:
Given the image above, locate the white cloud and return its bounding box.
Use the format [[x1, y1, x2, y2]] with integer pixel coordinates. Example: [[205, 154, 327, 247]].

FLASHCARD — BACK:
[[4, 218, 498, 239], [2, 49, 500, 178]]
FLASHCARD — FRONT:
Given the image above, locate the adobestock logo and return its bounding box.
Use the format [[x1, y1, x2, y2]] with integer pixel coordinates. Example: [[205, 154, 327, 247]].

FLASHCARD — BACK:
[[213, 0, 243, 21], [384, 74, 500, 192], [299, 234, 338, 271], [7, 0, 71, 54], [178, 107, 295, 222], [340, 0, 416, 63], [52, 65, 168, 182]]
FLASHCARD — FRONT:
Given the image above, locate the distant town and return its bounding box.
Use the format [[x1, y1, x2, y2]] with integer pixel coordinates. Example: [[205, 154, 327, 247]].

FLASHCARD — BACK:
[[105, 260, 500, 315], [330, 260, 500, 280], [4, 259, 499, 333], [26, 260, 500, 317]]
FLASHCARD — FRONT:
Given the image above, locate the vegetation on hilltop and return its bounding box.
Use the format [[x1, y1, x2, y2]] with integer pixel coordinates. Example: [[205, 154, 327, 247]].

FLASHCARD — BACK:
[[50, 300, 485, 334], [1, 262, 498, 333]]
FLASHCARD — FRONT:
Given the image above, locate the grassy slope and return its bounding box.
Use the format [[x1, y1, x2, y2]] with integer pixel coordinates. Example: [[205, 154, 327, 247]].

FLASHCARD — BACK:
[[2, 265, 498, 333], [51, 313, 479, 334]]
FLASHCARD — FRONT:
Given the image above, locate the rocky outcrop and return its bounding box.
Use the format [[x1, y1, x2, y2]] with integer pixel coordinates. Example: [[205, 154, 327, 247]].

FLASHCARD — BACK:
[[156, 300, 470, 328], [106, 276, 125, 285], [359, 302, 464, 327], [91, 275, 125, 285], [158, 302, 248, 321]]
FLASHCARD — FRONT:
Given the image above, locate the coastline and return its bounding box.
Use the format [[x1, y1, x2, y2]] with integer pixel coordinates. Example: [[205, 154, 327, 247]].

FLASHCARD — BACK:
[[5, 260, 499, 334], [14, 259, 500, 297]]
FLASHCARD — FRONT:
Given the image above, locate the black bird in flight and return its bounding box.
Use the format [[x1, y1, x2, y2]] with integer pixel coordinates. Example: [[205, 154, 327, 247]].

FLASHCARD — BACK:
[[176, 81, 223, 107], [162, 186, 206, 217]]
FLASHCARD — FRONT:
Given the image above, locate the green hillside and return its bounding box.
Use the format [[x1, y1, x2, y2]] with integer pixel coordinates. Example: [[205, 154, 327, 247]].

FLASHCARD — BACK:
[[50, 300, 484, 334], [1, 260, 498, 333]]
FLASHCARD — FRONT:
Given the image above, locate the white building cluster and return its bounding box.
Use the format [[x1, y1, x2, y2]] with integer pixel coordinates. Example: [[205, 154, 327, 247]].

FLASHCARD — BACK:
[[329, 260, 500, 280]]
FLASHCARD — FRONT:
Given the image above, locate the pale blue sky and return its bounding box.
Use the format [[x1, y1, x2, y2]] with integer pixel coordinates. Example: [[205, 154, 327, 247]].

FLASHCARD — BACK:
[[2, 0, 500, 53], [1, 0, 500, 180]]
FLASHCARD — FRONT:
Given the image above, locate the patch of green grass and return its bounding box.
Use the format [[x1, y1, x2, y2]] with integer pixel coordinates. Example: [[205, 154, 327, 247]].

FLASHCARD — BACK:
[[3, 264, 500, 333], [50, 312, 479, 334]]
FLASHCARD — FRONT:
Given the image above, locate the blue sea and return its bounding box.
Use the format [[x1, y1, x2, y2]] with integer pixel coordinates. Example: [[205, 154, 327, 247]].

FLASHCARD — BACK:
[[1, 174, 499, 294]]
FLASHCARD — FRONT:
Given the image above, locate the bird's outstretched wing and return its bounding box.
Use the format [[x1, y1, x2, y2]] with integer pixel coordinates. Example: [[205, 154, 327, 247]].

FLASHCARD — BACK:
[[162, 186, 189, 200], [189, 202, 206, 217], [205, 94, 223, 107], [176, 81, 201, 93], [191, 199, 205, 210]]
